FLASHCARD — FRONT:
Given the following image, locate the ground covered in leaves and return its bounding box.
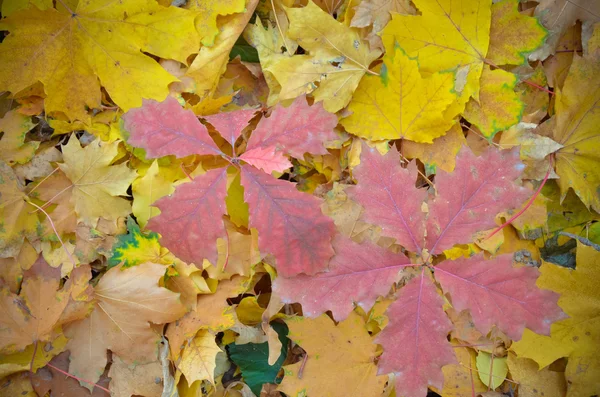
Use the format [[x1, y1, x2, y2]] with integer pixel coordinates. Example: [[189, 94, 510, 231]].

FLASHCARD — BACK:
[[0, 0, 599, 396]]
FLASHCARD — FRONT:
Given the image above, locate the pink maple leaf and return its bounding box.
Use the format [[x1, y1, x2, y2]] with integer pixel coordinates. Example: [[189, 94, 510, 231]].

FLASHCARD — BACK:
[[275, 143, 565, 394], [123, 96, 337, 275], [376, 270, 456, 397], [426, 148, 529, 255], [203, 108, 258, 146], [241, 165, 335, 276], [123, 97, 222, 158], [273, 235, 411, 319], [346, 144, 426, 253], [147, 168, 228, 265], [246, 96, 339, 159], [239, 146, 292, 174], [435, 254, 566, 340]]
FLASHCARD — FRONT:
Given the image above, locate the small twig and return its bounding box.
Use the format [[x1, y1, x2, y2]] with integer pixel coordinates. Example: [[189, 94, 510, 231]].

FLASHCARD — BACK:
[[26, 200, 77, 269], [558, 232, 600, 251], [297, 354, 309, 379], [486, 158, 553, 240], [46, 363, 111, 394]]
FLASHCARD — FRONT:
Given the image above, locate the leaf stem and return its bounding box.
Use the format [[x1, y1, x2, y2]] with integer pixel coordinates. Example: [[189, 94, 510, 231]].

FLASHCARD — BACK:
[[26, 200, 78, 269], [46, 363, 111, 394], [27, 167, 60, 195], [270, 0, 292, 57], [485, 157, 553, 240]]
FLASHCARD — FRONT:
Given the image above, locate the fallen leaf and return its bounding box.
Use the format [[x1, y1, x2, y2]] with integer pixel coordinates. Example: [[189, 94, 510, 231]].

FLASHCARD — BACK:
[[65, 262, 186, 388], [268, 0, 381, 112], [0, 110, 39, 165], [342, 46, 457, 142], [274, 235, 408, 320], [376, 270, 456, 396], [0, 1, 200, 120], [512, 243, 600, 396], [278, 312, 387, 397], [58, 137, 137, 226], [179, 330, 222, 386]]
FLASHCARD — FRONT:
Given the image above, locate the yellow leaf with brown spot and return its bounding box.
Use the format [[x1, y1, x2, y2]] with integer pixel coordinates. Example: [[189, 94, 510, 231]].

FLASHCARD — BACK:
[[463, 66, 523, 139], [487, 0, 547, 65], [267, 0, 382, 112], [507, 353, 567, 397]]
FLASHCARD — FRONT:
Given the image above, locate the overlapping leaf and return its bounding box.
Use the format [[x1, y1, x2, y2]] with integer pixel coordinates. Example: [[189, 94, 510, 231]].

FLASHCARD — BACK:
[[279, 144, 565, 394], [273, 236, 409, 320], [123, 95, 336, 276], [0, 0, 200, 120], [341, 47, 457, 142], [65, 262, 186, 388], [278, 312, 387, 397], [376, 270, 456, 397]]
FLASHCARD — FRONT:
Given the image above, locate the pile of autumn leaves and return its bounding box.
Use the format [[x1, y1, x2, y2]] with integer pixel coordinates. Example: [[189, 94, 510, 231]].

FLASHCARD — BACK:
[[0, 0, 599, 396]]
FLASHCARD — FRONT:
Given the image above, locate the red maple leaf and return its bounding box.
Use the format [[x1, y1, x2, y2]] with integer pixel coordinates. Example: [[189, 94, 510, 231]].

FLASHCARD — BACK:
[[122, 96, 337, 276], [275, 143, 566, 396]]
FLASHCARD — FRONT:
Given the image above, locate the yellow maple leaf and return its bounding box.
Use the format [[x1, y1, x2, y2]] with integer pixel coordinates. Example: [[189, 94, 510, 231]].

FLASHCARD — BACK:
[[382, 0, 545, 122], [0, 161, 39, 258], [512, 242, 600, 397], [132, 160, 177, 229], [0, 1, 200, 121], [382, 0, 490, 105], [58, 137, 137, 226], [507, 353, 567, 397], [186, 0, 246, 46], [1, 0, 52, 16], [487, 0, 547, 65], [267, 0, 382, 112], [463, 66, 523, 138], [0, 110, 39, 165], [551, 25, 600, 212], [278, 312, 387, 397], [341, 47, 456, 142], [179, 330, 222, 385], [402, 123, 466, 172], [186, 0, 259, 98]]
